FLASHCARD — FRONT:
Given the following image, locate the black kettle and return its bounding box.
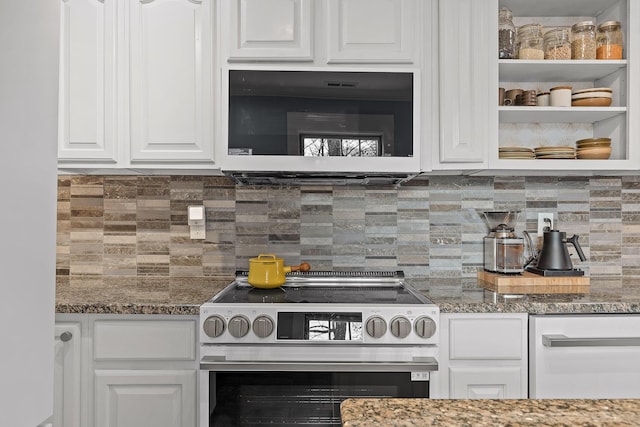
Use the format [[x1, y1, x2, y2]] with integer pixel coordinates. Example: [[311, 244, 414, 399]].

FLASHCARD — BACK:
[[536, 229, 586, 270]]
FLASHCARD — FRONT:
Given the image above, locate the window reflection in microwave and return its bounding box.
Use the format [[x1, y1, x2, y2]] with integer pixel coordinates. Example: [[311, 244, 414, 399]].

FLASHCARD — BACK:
[[302, 136, 381, 157]]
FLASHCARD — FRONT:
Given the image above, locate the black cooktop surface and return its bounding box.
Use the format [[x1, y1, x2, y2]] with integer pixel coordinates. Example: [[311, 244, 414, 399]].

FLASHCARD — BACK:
[[210, 271, 431, 305]]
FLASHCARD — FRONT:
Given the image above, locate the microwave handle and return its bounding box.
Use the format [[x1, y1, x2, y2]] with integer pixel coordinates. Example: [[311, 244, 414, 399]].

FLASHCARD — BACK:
[[542, 334, 640, 347], [200, 356, 438, 372]]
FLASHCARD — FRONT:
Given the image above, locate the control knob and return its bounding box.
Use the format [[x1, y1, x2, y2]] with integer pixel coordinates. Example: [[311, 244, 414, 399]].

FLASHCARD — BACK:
[[365, 316, 387, 338], [390, 316, 411, 338], [414, 316, 437, 339], [253, 315, 275, 338], [203, 315, 226, 338], [228, 315, 251, 338]]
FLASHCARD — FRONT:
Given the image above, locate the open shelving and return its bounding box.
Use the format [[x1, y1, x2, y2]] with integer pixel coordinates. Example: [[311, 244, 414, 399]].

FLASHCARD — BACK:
[[490, 0, 637, 172]]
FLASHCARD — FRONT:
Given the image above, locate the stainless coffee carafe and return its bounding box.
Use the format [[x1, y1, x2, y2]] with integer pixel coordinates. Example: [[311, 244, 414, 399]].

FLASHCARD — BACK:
[[482, 211, 524, 274]]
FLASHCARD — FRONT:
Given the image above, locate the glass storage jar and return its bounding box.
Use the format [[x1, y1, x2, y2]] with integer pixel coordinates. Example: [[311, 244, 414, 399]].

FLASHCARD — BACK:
[[543, 28, 571, 60], [596, 21, 623, 59], [517, 23, 544, 60], [498, 7, 516, 59], [571, 21, 596, 59]]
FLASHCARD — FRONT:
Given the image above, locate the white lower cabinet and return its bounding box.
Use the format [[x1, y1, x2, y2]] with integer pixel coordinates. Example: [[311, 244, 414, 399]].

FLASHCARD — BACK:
[[94, 370, 196, 427], [439, 313, 528, 399], [54, 314, 198, 427]]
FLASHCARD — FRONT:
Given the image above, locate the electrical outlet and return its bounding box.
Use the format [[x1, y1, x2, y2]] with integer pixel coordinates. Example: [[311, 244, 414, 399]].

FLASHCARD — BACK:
[[537, 213, 554, 235], [190, 227, 206, 240]]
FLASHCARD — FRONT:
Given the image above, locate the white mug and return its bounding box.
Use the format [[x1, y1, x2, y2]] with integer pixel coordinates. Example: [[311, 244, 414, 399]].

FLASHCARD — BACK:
[[536, 92, 550, 106], [550, 86, 572, 107]]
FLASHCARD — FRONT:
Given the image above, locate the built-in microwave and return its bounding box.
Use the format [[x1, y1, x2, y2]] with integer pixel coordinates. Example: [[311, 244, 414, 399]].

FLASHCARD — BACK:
[[219, 67, 421, 184]]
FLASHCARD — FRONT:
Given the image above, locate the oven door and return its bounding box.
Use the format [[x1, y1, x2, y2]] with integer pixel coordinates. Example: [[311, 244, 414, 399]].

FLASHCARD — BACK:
[[200, 358, 436, 427]]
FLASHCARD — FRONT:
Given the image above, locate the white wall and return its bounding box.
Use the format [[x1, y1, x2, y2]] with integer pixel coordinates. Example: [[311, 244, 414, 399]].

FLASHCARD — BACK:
[[0, 1, 60, 426]]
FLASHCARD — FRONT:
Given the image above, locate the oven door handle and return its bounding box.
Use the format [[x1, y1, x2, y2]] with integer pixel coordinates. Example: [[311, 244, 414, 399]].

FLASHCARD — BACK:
[[200, 356, 438, 372]]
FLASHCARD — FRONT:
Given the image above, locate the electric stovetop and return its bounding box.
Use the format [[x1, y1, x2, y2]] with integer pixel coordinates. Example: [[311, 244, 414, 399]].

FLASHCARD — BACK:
[[209, 271, 433, 306]]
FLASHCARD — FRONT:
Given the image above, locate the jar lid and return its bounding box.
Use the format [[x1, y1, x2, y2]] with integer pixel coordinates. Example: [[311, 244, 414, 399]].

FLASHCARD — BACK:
[[597, 21, 621, 31], [572, 21, 595, 32], [543, 27, 570, 41], [550, 85, 572, 91], [517, 23, 543, 39], [536, 92, 550, 96]]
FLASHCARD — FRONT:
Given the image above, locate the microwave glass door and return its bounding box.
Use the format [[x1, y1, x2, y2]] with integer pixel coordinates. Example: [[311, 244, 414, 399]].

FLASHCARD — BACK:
[[228, 70, 414, 158]]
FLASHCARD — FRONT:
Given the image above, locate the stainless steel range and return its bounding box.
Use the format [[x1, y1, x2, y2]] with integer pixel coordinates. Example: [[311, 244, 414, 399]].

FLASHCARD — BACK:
[[198, 271, 440, 427]]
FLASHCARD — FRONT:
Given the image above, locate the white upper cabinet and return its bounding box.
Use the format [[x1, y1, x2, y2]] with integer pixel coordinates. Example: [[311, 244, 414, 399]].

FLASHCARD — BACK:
[[326, 0, 415, 64], [58, 0, 118, 164], [434, 0, 494, 169], [225, 0, 313, 61], [58, 0, 640, 175], [58, 0, 216, 170], [129, 0, 215, 164], [222, 0, 418, 65]]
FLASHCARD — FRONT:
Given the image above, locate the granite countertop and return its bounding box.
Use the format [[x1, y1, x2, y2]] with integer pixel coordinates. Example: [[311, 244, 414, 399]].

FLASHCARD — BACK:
[[55, 279, 231, 315], [340, 398, 640, 427], [55, 275, 640, 315], [410, 276, 640, 314]]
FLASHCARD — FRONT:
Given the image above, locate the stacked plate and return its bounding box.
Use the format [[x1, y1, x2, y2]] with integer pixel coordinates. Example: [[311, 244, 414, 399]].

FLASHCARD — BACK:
[[499, 146, 535, 159], [572, 87, 613, 107], [534, 146, 576, 159], [576, 138, 612, 159]]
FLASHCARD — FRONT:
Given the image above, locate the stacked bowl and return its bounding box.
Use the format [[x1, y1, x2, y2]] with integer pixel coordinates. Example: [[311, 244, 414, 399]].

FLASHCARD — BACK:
[[576, 138, 611, 159], [571, 87, 612, 107]]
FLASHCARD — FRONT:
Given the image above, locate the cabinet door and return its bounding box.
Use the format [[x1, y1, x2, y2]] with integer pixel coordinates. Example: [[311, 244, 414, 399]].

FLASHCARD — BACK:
[[95, 370, 196, 427], [54, 323, 82, 427], [436, 0, 495, 167], [58, 0, 118, 164], [440, 313, 528, 399], [449, 366, 523, 399], [128, 0, 214, 164], [327, 0, 415, 63], [226, 0, 312, 61]]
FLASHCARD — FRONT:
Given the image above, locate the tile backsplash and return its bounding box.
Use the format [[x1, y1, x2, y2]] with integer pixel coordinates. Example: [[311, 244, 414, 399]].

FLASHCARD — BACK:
[[56, 174, 640, 288]]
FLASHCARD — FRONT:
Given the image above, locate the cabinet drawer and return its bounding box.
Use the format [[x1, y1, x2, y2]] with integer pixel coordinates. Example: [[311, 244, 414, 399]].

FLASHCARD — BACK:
[[449, 315, 524, 360], [94, 320, 196, 361], [530, 314, 640, 398]]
